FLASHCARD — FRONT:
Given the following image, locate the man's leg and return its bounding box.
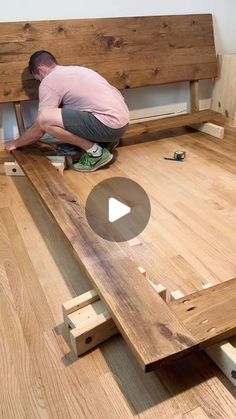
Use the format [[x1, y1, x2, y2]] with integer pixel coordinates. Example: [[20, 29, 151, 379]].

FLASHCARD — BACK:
[[37, 108, 113, 171], [38, 108, 95, 151]]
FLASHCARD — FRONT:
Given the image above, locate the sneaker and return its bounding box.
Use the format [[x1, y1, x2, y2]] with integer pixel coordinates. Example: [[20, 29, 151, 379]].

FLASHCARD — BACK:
[[73, 148, 113, 172], [101, 139, 120, 152]]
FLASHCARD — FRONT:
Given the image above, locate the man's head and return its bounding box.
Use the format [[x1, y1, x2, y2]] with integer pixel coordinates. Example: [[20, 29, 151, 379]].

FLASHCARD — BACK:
[[29, 50, 58, 81]]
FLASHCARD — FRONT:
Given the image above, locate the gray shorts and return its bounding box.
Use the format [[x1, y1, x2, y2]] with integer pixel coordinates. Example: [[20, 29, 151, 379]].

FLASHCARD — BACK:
[[61, 108, 128, 143]]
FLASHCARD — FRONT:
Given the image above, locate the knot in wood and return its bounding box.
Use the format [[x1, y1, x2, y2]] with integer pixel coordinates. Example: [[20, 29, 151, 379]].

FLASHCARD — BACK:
[[4, 89, 11, 97], [154, 67, 160, 75], [23, 23, 31, 31], [57, 25, 65, 33]]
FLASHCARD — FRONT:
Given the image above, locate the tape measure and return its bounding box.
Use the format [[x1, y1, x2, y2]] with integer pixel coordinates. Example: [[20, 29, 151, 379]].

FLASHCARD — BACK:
[[174, 151, 186, 160], [164, 150, 186, 161]]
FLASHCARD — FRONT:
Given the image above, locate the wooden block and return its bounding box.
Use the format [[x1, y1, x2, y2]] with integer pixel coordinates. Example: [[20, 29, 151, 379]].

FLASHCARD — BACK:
[[4, 161, 25, 176], [138, 266, 167, 301], [50, 161, 65, 175], [62, 289, 99, 316], [70, 313, 118, 357], [170, 285, 236, 388], [4, 158, 65, 176], [189, 122, 224, 139], [138, 266, 146, 276], [205, 341, 236, 387], [63, 294, 119, 356], [170, 290, 185, 301], [148, 282, 167, 301]]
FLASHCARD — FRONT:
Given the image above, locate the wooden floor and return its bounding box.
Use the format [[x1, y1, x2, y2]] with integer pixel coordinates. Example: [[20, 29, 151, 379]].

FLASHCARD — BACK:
[[0, 126, 236, 418]]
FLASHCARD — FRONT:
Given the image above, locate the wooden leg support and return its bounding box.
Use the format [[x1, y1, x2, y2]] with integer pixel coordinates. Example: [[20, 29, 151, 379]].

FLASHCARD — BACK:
[[189, 122, 224, 139], [62, 267, 167, 357], [4, 156, 65, 176], [170, 285, 236, 387]]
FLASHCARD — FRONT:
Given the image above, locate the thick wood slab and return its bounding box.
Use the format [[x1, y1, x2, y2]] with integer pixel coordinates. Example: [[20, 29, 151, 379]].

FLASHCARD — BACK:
[[169, 278, 236, 347], [13, 148, 197, 371], [0, 14, 217, 102], [124, 110, 220, 138]]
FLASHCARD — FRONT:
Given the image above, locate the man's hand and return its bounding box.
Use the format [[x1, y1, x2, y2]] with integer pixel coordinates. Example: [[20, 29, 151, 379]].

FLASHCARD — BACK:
[[5, 141, 17, 152]]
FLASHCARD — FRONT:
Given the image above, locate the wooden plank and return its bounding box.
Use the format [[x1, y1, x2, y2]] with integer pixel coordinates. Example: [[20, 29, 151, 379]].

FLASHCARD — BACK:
[[124, 110, 220, 138], [13, 147, 197, 371], [170, 288, 236, 387], [169, 278, 236, 347], [0, 14, 218, 102]]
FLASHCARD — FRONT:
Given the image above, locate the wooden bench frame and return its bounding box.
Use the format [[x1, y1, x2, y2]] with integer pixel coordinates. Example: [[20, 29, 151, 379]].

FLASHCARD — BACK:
[[1, 15, 235, 377]]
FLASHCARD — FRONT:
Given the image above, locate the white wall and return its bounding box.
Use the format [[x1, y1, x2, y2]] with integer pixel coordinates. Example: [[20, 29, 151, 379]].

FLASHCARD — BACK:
[[1, 1, 236, 141]]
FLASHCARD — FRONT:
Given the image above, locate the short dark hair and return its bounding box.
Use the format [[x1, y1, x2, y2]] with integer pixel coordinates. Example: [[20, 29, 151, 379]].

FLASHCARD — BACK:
[[28, 50, 58, 74]]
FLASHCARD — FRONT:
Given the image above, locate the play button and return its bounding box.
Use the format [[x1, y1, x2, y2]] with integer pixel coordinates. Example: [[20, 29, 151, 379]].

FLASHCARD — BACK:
[[108, 198, 131, 222], [85, 177, 151, 242]]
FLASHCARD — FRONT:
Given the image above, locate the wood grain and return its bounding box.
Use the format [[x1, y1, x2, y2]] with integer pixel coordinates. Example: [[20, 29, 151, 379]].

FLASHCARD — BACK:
[[0, 14, 218, 102], [169, 278, 236, 347], [13, 147, 197, 371]]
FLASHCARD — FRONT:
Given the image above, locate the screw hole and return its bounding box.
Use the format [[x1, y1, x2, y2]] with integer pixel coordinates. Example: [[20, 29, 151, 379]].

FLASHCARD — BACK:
[[186, 306, 196, 312], [182, 299, 190, 304], [207, 327, 216, 333], [12, 168, 17, 173], [85, 336, 92, 344]]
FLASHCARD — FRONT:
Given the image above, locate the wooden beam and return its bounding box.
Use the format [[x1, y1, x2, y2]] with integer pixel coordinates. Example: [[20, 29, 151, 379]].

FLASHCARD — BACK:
[[170, 286, 236, 388], [169, 278, 236, 347], [13, 102, 25, 136], [13, 147, 197, 372], [190, 80, 200, 112], [124, 110, 220, 139]]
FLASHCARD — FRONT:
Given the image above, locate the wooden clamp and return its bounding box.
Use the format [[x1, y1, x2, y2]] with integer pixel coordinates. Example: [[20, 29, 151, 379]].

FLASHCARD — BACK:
[[62, 266, 167, 357], [170, 284, 236, 387]]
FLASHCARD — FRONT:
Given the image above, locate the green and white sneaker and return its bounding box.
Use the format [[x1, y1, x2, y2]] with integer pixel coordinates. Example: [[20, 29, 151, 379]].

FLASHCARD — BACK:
[[73, 148, 113, 172]]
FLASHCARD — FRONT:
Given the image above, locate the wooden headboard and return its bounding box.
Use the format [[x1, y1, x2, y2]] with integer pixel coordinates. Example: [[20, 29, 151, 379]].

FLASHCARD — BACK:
[[0, 14, 218, 104]]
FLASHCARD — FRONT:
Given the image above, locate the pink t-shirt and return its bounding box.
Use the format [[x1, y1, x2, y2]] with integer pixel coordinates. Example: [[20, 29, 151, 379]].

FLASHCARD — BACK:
[[39, 65, 129, 129]]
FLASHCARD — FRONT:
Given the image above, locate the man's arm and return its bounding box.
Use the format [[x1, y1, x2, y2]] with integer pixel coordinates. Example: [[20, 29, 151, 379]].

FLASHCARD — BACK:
[[5, 118, 45, 152]]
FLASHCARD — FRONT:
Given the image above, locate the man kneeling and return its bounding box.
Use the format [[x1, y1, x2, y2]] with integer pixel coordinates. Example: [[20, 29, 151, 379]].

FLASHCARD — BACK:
[[6, 50, 129, 172]]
